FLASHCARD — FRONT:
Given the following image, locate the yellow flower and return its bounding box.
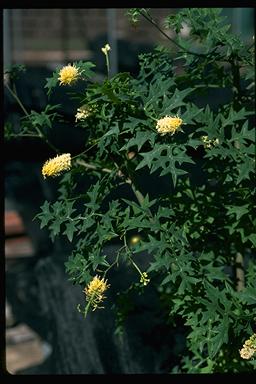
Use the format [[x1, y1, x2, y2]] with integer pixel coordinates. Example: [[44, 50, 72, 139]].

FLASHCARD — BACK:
[[42, 153, 71, 179], [58, 64, 80, 85], [156, 115, 183, 135], [83, 275, 110, 311], [239, 333, 256, 360], [140, 272, 150, 286], [75, 105, 93, 121], [239, 346, 255, 360], [129, 235, 142, 246], [201, 135, 219, 149], [101, 44, 111, 55]]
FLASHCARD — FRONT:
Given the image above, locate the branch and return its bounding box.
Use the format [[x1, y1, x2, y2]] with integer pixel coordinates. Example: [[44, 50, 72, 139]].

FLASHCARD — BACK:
[[125, 177, 145, 206], [75, 159, 112, 174], [230, 54, 242, 110], [76, 156, 152, 218], [5, 82, 29, 116], [139, 9, 206, 58], [235, 252, 245, 292]]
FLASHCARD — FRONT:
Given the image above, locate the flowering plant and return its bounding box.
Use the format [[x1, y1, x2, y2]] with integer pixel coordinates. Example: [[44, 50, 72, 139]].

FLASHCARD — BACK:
[[4, 8, 255, 373]]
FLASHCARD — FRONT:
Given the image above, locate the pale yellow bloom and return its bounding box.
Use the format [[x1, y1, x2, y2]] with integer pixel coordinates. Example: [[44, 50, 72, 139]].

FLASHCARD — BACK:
[[201, 135, 219, 149], [83, 275, 110, 311], [156, 115, 183, 135], [101, 44, 111, 55], [239, 346, 255, 360], [58, 64, 79, 85], [75, 105, 92, 121], [140, 272, 150, 286], [239, 333, 256, 360], [42, 153, 71, 179]]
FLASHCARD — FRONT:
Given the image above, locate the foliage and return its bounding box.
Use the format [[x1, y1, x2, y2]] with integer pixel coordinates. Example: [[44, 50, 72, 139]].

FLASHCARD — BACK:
[[4, 8, 255, 373]]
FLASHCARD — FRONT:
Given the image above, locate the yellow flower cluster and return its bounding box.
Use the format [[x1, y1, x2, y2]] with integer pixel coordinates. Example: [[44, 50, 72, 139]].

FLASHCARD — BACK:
[[140, 272, 150, 286], [156, 115, 183, 135], [101, 44, 111, 55], [201, 135, 219, 149], [42, 153, 71, 179], [58, 64, 79, 86], [75, 105, 94, 122], [239, 333, 256, 360], [83, 275, 110, 311]]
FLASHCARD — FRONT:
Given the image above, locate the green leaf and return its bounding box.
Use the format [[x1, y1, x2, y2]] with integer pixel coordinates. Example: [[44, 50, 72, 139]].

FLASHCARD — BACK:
[[200, 359, 214, 374], [247, 234, 256, 248], [65, 253, 91, 285], [221, 107, 253, 128], [49, 217, 64, 237], [226, 204, 249, 221], [230, 120, 255, 144], [102, 123, 119, 138], [121, 131, 156, 151], [208, 316, 229, 359], [34, 201, 51, 228], [45, 69, 61, 96], [136, 144, 194, 187], [75, 61, 95, 79], [63, 221, 77, 242], [236, 157, 254, 185], [79, 216, 95, 233], [161, 88, 195, 115], [89, 248, 110, 271], [237, 286, 256, 305]]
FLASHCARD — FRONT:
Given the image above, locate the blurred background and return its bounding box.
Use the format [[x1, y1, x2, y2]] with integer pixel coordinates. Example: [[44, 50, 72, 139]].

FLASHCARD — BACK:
[[4, 8, 255, 374], [4, 9, 254, 75]]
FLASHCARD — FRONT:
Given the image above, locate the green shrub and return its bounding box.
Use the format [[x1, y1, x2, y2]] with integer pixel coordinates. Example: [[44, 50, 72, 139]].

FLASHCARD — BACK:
[[5, 8, 255, 373]]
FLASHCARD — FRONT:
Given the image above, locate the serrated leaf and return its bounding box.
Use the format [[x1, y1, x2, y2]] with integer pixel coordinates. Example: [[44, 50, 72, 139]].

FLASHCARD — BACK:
[[247, 234, 256, 248], [136, 144, 194, 187], [75, 61, 95, 79], [238, 286, 256, 305], [231, 120, 255, 144], [63, 221, 77, 242], [44, 69, 61, 96], [121, 131, 156, 151], [236, 157, 254, 185], [35, 201, 51, 228], [89, 248, 110, 271], [226, 204, 249, 221], [102, 123, 119, 138], [49, 217, 64, 237], [208, 316, 229, 359], [161, 88, 195, 114]]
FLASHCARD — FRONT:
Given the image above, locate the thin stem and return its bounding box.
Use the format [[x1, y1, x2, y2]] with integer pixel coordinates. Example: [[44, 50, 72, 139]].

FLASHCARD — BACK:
[[84, 301, 91, 317], [235, 252, 245, 292], [75, 159, 112, 174], [193, 84, 220, 89], [77, 300, 91, 318], [123, 235, 144, 278], [5, 82, 29, 116], [126, 177, 145, 206], [125, 177, 154, 220], [8, 133, 41, 138], [76, 147, 152, 215], [128, 255, 143, 275], [11, 129, 58, 153], [41, 134, 59, 153], [72, 130, 129, 161], [5, 82, 59, 153], [230, 54, 242, 111], [106, 54, 110, 79], [72, 141, 99, 159], [139, 9, 206, 58]]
